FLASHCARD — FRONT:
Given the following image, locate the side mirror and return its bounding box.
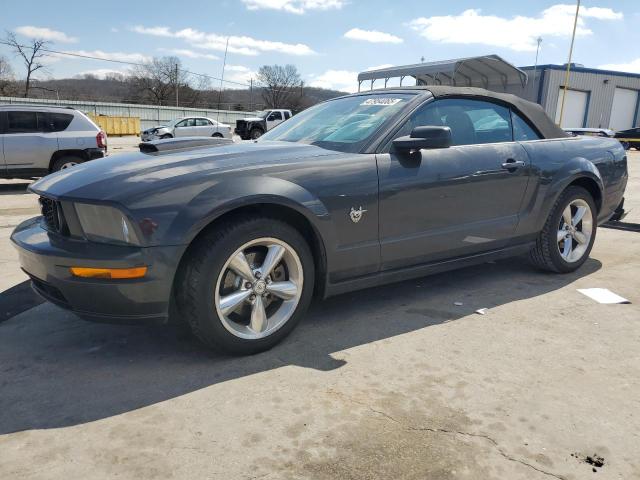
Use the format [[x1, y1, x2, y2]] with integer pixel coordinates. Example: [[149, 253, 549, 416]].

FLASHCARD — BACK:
[[392, 126, 452, 151]]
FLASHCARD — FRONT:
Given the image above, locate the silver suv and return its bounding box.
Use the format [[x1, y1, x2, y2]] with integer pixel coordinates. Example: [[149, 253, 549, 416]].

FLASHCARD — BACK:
[[0, 105, 107, 179]]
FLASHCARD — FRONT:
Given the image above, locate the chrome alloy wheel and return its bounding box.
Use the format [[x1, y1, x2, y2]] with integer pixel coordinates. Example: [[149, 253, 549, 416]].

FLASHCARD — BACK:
[[557, 199, 593, 263], [214, 237, 303, 340]]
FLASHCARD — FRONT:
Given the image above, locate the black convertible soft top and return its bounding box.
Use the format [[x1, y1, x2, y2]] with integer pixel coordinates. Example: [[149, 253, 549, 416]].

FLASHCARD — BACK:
[[424, 86, 568, 139]]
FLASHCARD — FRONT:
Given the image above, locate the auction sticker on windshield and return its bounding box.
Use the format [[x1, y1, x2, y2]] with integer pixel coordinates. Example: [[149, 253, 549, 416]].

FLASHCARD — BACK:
[[361, 98, 404, 106]]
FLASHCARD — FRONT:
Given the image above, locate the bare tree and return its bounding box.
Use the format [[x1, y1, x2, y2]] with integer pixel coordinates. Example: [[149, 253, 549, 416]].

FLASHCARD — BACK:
[[4, 32, 50, 97], [257, 64, 303, 109], [0, 55, 17, 96], [129, 56, 189, 106]]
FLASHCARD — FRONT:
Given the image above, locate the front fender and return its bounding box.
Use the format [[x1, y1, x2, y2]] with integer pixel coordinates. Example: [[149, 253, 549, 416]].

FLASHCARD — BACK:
[[164, 175, 334, 247]]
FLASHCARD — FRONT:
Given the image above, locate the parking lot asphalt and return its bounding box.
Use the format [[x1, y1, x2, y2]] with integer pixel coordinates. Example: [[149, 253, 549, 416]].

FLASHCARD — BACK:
[[0, 147, 639, 479]]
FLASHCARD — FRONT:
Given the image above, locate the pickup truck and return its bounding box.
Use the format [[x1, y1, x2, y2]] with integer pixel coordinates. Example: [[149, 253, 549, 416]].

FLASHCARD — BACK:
[[235, 109, 292, 140]]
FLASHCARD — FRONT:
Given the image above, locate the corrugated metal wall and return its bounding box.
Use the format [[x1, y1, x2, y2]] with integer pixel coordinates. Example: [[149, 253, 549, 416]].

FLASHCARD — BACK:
[[539, 69, 640, 129], [0, 96, 256, 131]]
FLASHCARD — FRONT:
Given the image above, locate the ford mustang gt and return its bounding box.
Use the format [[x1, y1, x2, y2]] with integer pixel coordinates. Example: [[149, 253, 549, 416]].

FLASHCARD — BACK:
[[12, 86, 628, 354]]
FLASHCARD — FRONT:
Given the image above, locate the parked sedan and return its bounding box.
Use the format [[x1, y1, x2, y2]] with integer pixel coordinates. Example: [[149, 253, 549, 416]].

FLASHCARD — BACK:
[[614, 127, 640, 150], [12, 86, 628, 354], [141, 116, 232, 141]]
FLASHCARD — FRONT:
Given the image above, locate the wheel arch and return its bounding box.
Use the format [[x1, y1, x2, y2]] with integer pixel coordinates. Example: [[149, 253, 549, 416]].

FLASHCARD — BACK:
[[171, 200, 329, 304], [49, 150, 87, 171]]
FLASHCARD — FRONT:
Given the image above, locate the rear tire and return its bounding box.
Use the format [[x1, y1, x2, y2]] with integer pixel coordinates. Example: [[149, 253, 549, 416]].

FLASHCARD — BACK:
[[51, 155, 83, 172], [529, 186, 597, 273], [176, 217, 314, 355]]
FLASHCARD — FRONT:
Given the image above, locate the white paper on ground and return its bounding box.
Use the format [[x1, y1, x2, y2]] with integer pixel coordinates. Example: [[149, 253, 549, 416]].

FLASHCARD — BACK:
[[577, 288, 630, 304]]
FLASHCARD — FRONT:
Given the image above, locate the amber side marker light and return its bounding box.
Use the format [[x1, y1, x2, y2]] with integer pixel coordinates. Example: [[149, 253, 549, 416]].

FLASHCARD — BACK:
[[70, 266, 147, 279]]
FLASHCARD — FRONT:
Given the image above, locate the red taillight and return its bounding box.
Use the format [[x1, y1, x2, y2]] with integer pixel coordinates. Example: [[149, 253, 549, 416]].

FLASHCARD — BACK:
[[96, 131, 107, 149]]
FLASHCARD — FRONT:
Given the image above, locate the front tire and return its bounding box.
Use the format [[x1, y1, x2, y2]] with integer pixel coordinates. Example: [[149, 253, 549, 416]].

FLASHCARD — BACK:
[[160, 134, 173, 139], [212, 132, 223, 138], [176, 217, 314, 354], [250, 128, 264, 140], [530, 186, 597, 273]]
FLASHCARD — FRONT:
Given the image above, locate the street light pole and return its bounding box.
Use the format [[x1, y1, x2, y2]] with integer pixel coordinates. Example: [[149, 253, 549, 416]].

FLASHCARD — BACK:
[[558, 0, 581, 127]]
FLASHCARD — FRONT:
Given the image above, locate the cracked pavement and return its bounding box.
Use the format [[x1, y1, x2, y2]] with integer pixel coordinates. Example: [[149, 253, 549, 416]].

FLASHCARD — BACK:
[[0, 149, 639, 479]]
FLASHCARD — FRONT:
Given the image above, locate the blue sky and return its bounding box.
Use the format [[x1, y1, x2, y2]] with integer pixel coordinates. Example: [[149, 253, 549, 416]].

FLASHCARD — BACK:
[[2, 0, 639, 92]]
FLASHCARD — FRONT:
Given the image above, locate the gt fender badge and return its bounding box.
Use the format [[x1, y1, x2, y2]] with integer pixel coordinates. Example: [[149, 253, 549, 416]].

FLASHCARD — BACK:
[[349, 206, 367, 223]]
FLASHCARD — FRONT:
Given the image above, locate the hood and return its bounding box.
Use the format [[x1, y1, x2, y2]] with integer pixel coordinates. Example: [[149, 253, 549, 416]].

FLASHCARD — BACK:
[[30, 141, 338, 204], [143, 125, 169, 133], [239, 117, 264, 122]]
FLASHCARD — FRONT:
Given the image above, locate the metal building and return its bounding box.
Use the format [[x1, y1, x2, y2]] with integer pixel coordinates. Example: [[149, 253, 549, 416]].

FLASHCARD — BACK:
[[359, 55, 640, 131], [518, 64, 640, 130]]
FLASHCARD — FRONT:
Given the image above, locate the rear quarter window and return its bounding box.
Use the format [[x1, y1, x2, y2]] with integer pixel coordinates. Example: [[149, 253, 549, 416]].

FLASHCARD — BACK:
[[49, 113, 74, 132]]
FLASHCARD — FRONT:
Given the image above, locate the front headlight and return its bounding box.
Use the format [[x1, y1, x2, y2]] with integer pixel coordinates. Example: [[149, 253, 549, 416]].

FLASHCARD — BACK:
[[75, 203, 141, 245]]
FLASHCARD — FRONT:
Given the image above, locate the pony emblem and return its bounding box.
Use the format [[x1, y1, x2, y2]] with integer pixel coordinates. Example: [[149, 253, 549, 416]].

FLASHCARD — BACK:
[[349, 206, 367, 224]]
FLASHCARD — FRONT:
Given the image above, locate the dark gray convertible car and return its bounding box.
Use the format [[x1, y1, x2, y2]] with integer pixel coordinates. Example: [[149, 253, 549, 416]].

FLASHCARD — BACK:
[[12, 87, 628, 354]]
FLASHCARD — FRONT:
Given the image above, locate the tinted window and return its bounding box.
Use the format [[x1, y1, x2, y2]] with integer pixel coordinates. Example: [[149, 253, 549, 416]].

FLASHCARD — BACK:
[[195, 118, 211, 126], [394, 98, 513, 146], [49, 113, 74, 132], [7, 111, 40, 133], [284, 111, 291, 119], [511, 111, 541, 141], [269, 111, 283, 121]]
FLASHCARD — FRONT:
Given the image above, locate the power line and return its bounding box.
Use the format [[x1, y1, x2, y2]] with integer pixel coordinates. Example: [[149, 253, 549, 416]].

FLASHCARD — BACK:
[[0, 39, 253, 88]]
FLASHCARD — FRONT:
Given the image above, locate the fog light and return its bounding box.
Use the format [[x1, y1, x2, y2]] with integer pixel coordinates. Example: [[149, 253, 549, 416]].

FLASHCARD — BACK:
[[70, 266, 147, 279]]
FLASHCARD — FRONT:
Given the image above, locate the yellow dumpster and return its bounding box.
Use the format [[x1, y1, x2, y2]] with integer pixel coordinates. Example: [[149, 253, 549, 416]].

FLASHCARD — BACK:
[[88, 115, 140, 136]]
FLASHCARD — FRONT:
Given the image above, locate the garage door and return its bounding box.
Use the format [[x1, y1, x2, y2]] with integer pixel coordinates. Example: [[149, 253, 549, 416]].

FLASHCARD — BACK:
[[555, 88, 588, 128], [609, 88, 638, 132]]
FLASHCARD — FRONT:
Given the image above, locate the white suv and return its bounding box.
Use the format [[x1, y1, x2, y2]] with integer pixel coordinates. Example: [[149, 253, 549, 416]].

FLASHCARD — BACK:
[[0, 105, 107, 179]]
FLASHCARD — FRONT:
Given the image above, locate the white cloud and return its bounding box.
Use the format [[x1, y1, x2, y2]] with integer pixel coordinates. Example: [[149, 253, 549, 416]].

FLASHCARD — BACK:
[[61, 50, 151, 64], [241, 0, 344, 14], [409, 4, 623, 52], [15, 26, 77, 43], [158, 48, 219, 60], [309, 69, 358, 92], [598, 59, 640, 74], [224, 65, 258, 85], [74, 68, 130, 79], [344, 28, 403, 44], [131, 25, 315, 56]]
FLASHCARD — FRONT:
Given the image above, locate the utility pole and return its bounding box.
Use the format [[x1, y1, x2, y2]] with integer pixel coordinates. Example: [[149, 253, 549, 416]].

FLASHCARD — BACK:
[[175, 63, 179, 107], [531, 37, 542, 100], [558, 0, 581, 127]]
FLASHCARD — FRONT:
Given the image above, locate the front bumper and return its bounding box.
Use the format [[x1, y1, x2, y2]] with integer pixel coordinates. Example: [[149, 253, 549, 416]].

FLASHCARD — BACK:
[[11, 217, 184, 324]]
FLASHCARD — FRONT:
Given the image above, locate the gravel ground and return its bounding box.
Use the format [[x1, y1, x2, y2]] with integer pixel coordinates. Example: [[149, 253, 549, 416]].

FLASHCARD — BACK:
[[0, 150, 638, 480]]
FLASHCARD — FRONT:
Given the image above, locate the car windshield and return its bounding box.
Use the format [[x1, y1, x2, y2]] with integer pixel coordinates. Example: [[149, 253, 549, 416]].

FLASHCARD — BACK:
[[260, 93, 415, 152]]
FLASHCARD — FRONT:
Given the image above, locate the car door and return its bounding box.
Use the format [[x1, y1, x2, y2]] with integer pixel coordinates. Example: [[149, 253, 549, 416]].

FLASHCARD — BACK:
[[2, 110, 59, 174], [266, 111, 283, 131], [174, 118, 196, 137], [377, 98, 531, 270], [0, 112, 6, 175], [194, 118, 214, 136]]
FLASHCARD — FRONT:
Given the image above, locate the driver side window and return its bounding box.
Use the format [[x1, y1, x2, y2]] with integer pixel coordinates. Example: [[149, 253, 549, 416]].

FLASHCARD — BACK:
[[392, 98, 513, 147]]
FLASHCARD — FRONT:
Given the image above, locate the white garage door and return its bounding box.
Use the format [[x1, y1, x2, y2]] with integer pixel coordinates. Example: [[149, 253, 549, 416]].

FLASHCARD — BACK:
[[609, 88, 638, 132], [555, 88, 588, 128]]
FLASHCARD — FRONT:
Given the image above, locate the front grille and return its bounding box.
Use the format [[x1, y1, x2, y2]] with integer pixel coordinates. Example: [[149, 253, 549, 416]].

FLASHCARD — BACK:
[[39, 196, 68, 235], [236, 120, 247, 131]]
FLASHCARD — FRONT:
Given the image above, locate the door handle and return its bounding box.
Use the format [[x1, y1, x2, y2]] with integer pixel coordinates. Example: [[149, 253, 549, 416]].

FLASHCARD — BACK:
[[501, 159, 526, 170]]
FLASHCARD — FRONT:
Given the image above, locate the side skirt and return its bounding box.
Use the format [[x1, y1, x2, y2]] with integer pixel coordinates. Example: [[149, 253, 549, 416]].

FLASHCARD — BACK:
[[324, 242, 535, 298]]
